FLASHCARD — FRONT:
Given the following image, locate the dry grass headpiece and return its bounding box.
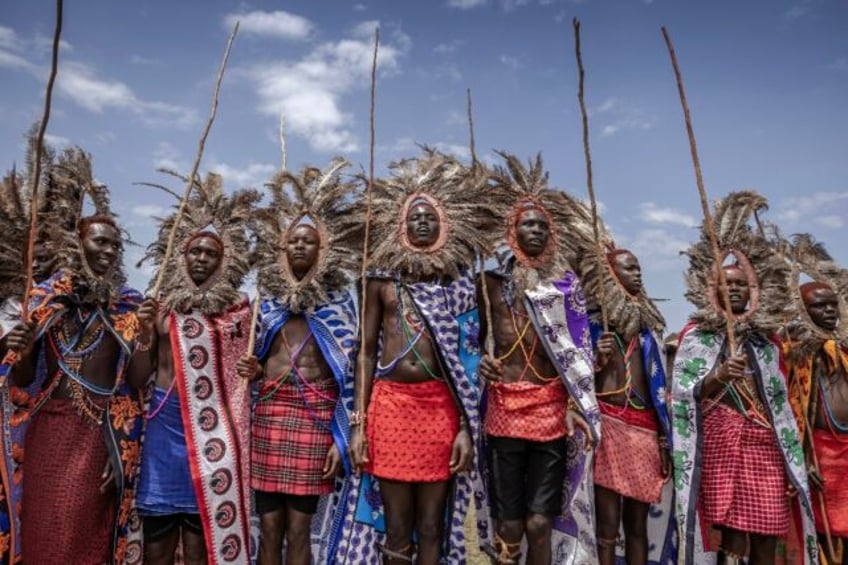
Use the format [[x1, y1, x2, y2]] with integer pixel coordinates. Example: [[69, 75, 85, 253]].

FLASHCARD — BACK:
[[367, 147, 499, 279], [42, 146, 128, 304], [0, 167, 31, 303], [683, 190, 790, 336], [253, 158, 363, 312], [140, 171, 260, 314], [488, 152, 597, 295], [782, 233, 848, 350], [580, 243, 666, 340]]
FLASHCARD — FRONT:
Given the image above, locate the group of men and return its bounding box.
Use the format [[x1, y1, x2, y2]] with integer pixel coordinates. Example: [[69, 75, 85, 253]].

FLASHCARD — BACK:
[[0, 146, 845, 565]]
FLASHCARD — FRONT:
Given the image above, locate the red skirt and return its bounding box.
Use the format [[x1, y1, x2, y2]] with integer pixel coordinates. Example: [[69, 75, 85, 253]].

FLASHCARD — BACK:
[[251, 377, 338, 495], [813, 429, 848, 537], [484, 379, 568, 442], [367, 379, 460, 482], [700, 403, 789, 536], [593, 401, 664, 504], [22, 397, 115, 564]]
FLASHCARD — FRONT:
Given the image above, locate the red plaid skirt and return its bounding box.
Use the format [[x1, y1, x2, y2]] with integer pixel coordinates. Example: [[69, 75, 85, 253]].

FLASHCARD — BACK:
[[251, 377, 338, 495], [813, 429, 848, 537], [700, 403, 789, 536], [593, 401, 664, 503], [22, 397, 114, 564], [484, 379, 568, 442], [367, 379, 460, 482]]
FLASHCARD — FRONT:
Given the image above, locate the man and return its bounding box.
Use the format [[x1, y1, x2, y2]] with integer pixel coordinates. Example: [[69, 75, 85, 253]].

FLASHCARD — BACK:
[[587, 248, 672, 565], [476, 153, 600, 565], [672, 191, 816, 564], [338, 150, 495, 564], [783, 234, 848, 563], [3, 213, 145, 564], [131, 174, 257, 564], [236, 161, 360, 565]]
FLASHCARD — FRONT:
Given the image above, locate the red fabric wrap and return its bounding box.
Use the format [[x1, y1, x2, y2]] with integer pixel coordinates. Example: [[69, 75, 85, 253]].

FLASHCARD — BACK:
[[484, 380, 568, 441], [700, 403, 789, 536], [22, 397, 114, 563], [812, 429, 848, 537], [251, 378, 339, 496], [367, 379, 460, 482], [593, 401, 664, 503]]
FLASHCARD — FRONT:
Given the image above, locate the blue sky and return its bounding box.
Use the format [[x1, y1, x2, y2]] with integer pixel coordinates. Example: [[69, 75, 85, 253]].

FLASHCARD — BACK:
[[2, 0, 847, 331]]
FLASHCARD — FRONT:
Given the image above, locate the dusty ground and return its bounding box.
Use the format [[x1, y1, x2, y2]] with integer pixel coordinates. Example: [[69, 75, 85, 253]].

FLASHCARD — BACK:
[[464, 502, 491, 565]]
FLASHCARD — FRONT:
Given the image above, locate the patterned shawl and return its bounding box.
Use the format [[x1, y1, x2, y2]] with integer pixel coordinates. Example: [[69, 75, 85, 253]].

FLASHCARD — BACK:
[[671, 324, 817, 565], [331, 270, 481, 564], [253, 290, 358, 563], [0, 270, 143, 565]]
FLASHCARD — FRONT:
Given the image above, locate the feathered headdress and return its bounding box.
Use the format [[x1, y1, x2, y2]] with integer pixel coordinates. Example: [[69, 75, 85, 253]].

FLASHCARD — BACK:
[[683, 190, 790, 335], [0, 168, 30, 302], [580, 242, 666, 340], [253, 158, 363, 312], [488, 152, 596, 296], [367, 147, 499, 278], [140, 172, 260, 314], [781, 233, 848, 351], [42, 145, 128, 304]]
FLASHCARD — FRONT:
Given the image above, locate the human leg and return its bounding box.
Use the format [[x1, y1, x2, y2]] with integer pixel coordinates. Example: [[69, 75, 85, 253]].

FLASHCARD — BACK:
[[622, 497, 650, 565], [379, 478, 416, 563], [594, 486, 621, 565], [747, 533, 776, 564], [283, 495, 319, 565], [179, 514, 207, 565], [524, 437, 566, 565], [413, 480, 451, 565], [255, 491, 287, 565], [142, 515, 181, 565], [487, 436, 529, 563], [719, 526, 747, 561]]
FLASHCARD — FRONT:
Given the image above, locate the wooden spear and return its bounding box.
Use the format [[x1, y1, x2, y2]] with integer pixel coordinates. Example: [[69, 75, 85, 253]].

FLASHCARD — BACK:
[[467, 88, 494, 354], [573, 18, 608, 332], [21, 0, 63, 321], [149, 22, 239, 298], [661, 27, 737, 352], [355, 28, 379, 440]]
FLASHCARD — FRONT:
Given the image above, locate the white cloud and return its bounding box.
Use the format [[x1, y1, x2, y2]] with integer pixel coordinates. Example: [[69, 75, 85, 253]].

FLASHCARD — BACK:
[[819, 215, 844, 229], [601, 125, 619, 137], [777, 191, 848, 228], [447, 0, 487, 8], [622, 228, 690, 270], [433, 142, 471, 162], [207, 161, 277, 189], [224, 10, 313, 40], [639, 202, 698, 228], [352, 20, 380, 39], [595, 98, 655, 137], [152, 142, 187, 172], [0, 26, 19, 50], [434, 40, 464, 55], [0, 48, 37, 72], [501, 0, 532, 10], [499, 55, 520, 70], [244, 25, 407, 152], [353, 4, 368, 11], [130, 54, 160, 66], [785, 3, 811, 20], [44, 133, 70, 148], [131, 204, 168, 218], [595, 97, 616, 113]]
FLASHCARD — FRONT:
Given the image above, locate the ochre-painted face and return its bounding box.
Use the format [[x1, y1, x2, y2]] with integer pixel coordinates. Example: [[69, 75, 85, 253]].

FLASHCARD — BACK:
[[803, 285, 839, 331], [32, 242, 56, 283], [185, 235, 223, 285], [611, 251, 642, 296], [405, 202, 440, 248], [720, 265, 751, 315], [286, 224, 320, 279], [81, 222, 121, 276], [515, 208, 550, 258]]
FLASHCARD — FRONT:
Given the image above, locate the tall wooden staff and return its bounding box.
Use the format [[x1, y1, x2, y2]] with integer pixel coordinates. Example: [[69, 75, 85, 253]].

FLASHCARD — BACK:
[[21, 0, 63, 321], [149, 22, 239, 298], [661, 27, 736, 352], [467, 88, 494, 353], [355, 28, 380, 432], [573, 18, 608, 331]]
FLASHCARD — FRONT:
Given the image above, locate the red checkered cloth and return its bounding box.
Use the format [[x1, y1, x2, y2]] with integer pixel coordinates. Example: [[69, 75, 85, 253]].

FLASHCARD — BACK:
[[484, 380, 568, 442], [251, 377, 339, 495], [593, 401, 664, 504], [700, 403, 789, 536], [367, 378, 460, 482], [22, 397, 114, 564], [813, 429, 848, 537]]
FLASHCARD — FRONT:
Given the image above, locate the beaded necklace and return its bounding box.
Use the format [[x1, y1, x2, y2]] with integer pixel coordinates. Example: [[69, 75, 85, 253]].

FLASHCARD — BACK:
[[377, 281, 442, 381], [497, 305, 558, 382], [258, 328, 314, 402], [817, 369, 848, 438], [596, 335, 648, 412]]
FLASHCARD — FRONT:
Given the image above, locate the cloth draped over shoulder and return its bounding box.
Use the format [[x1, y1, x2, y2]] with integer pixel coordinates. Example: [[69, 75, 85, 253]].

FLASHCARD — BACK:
[[142, 301, 254, 565], [477, 268, 601, 564], [0, 271, 144, 565], [331, 270, 481, 565], [670, 324, 817, 565], [253, 290, 358, 564]]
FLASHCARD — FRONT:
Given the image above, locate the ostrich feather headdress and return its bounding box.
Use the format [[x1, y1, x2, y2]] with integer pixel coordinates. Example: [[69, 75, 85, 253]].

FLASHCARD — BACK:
[[580, 242, 666, 340], [253, 158, 363, 312], [683, 190, 790, 335], [0, 167, 31, 302], [141, 171, 259, 314], [488, 152, 596, 296], [367, 148, 499, 279], [782, 234, 848, 352]]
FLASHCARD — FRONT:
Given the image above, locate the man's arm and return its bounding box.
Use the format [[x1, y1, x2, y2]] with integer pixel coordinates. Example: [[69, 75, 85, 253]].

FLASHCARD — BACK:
[[349, 279, 383, 471], [6, 322, 39, 387], [125, 298, 159, 389]]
